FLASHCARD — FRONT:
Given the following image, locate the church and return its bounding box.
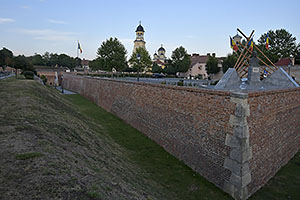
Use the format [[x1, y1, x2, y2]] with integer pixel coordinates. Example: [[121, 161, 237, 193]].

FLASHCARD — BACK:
[[133, 22, 168, 70], [133, 22, 146, 52], [153, 45, 167, 69]]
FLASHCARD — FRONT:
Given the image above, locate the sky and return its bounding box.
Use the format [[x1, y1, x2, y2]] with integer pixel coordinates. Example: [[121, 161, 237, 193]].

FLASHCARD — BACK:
[[1, 0, 300, 60]]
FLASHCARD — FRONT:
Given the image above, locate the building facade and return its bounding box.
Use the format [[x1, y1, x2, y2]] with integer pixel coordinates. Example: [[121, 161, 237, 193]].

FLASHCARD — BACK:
[[153, 44, 167, 69], [133, 22, 146, 52]]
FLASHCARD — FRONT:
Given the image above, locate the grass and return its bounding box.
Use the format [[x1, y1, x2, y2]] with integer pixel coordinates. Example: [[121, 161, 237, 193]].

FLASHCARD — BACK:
[[66, 94, 232, 200], [15, 152, 44, 160]]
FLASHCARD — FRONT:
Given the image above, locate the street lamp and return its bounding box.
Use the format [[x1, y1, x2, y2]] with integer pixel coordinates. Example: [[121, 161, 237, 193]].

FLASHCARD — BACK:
[[137, 53, 140, 82], [61, 74, 64, 93]]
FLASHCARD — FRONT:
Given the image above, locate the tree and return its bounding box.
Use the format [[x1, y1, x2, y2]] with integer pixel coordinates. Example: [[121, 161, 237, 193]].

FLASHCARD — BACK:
[[222, 54, 238, 73], [0, 47, 14, 70], [31, 53, 44, 66], [152, 63, 163, 73], [295, 43, 300, 65], [96, 37, 127, 71], [206, 56, 219, 75], [257, 29, 298, 63], [129, 47, 152, 73], [13, 55, 35, 78], [42, 52, 51, 66], [170, 46, 191, 73]]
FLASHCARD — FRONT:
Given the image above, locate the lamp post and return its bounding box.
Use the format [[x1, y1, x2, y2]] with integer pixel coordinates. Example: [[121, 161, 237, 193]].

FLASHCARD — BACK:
[[137, 53, 141, 82], [61, 74, 64, 93]]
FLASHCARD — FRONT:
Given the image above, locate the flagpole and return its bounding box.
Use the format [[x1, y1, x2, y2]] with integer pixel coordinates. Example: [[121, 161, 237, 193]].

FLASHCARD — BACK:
[[77, 40, 79, 58]]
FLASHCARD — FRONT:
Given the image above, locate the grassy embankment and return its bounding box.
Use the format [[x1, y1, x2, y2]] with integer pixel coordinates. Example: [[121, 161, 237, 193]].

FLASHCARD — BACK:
[[0, 77, 299, 199]]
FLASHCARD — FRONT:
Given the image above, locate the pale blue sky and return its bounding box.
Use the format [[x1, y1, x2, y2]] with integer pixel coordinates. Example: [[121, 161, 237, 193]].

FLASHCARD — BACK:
[[1, 0, 299, 60]]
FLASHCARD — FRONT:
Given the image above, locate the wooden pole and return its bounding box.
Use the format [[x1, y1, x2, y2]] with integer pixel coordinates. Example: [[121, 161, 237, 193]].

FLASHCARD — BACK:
[[233, 29, 255, 69], [253, 44, 278, 69], [235, 50, 249, 71], [237, 54, 251, 73], [239, 42, 275, 72]]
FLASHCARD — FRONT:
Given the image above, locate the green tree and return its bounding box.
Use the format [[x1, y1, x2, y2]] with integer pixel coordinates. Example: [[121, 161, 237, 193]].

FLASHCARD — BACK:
[[96, 37, 127, 71], [42, 52, 51, 66], [151, 63, 163, 73], [222, 54, 238, 73], [31, 53, 44, 66], [0, 47, 14, 70], [57, 54, 77, 68], [295, 43, 300, 64], [206, 56, 219, 75], [13, 55, 35, 78], [257, 29, 298, 63], [89, 58, 101, 71], [170, 46, 191, 73], [129, 47, 152, 73]]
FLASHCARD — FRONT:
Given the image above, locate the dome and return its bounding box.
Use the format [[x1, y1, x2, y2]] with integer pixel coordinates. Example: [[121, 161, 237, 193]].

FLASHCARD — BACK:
[[158, 46, 165, 52], [136, 25, 144, 32]]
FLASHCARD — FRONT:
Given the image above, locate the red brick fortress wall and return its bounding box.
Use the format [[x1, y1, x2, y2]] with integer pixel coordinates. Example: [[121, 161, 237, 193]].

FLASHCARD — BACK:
[[63, 74, 235, 190], [247, 89, 300, 195]]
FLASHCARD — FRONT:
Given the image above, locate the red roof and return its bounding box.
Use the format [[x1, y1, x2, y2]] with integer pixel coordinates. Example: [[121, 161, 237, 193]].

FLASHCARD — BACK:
[[275, 58, 292, 66]]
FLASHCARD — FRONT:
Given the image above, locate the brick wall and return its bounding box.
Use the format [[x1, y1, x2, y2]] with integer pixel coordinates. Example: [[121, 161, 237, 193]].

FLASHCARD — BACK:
[[63, 74, 300, 200], [247, 88, 300, 195]]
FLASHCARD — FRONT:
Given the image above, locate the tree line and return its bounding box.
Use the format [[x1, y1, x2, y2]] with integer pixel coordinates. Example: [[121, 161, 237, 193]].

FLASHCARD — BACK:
[[0, 48, 82, 73], [89, 37, 192, 75], [1, 28, 299, 76]]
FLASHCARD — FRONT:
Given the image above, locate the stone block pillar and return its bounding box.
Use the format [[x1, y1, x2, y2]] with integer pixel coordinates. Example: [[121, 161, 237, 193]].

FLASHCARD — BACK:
[[223, 92, 252, 200]]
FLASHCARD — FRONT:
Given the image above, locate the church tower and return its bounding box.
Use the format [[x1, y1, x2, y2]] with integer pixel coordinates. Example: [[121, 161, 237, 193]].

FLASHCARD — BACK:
[[133, 21, 146, 52]]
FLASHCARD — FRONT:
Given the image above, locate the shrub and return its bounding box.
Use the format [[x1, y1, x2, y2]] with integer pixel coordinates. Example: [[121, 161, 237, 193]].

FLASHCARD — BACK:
[[23, 71, 34, 79], [177, 80, 184, 86], [40, 75, 47, 84]]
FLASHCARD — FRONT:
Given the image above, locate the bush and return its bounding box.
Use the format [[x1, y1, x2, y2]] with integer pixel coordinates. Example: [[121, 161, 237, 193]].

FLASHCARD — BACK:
[[23, 71, 34, 79], [177, 80, 184, 86], [40, 75, 47, 84]]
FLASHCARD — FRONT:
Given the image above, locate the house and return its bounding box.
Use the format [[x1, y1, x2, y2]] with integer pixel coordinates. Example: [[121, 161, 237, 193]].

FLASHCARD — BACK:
[[185, 53, 223, 79], [35, 66, 66, 86], [275, 57, 295, 67], [81, 58, 89, 69]]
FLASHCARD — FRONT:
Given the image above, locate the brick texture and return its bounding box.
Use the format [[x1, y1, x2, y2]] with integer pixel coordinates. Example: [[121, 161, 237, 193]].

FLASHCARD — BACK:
[[247, 88, 300, 195]]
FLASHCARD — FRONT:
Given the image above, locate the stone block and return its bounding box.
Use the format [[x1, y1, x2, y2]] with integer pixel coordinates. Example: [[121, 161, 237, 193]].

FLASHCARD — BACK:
[[215, 68, 241, 90], [262, 67, 299, 88], [229, 147, 252, 163]]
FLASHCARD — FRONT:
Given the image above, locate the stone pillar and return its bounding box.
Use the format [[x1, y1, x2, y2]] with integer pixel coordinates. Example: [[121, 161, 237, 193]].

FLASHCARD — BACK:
[[223, 92, 252, 200], [247, 51, 261, 87]]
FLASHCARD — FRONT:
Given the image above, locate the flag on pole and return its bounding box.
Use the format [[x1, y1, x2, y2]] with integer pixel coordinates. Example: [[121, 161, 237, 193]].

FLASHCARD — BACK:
[[230, 36, 238, 52], [248, 38, 254, 51], [265, 33, 269, 50], [78, 42, 82, 53]]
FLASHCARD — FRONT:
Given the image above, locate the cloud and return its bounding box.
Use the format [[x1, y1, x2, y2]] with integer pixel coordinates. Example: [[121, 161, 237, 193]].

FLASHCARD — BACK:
[[48, 19, 67, 24], [0, 18, 15, 24], [20, 29, 78, 41]]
